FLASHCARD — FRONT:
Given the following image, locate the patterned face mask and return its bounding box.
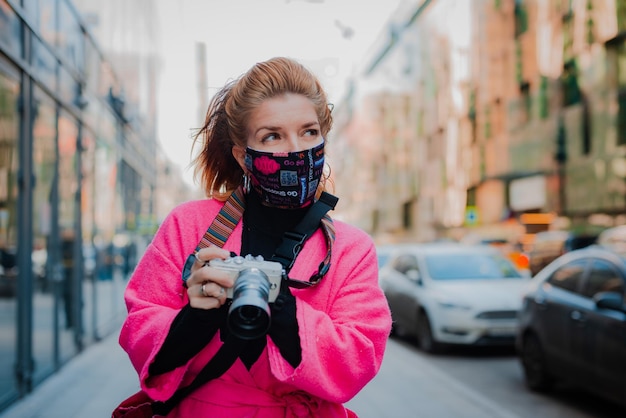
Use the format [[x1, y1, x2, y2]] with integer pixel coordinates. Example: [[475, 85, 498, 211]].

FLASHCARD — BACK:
[[244, 141, 325, 208]]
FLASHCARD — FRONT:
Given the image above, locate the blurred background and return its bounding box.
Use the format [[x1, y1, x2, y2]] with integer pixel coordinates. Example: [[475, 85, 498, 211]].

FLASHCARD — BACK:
[[0, 0, 626, 416]]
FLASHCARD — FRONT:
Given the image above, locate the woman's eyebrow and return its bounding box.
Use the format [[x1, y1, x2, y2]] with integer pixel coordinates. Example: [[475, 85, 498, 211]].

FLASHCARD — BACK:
[[254, 125, 280, 134]]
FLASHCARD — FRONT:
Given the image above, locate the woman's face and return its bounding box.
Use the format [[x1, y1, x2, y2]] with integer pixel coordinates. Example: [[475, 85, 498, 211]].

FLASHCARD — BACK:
[[232, 93, 323, 167]]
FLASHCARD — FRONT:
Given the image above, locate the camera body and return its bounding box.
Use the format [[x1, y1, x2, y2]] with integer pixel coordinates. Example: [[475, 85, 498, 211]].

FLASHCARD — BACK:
[[209, 255, 284, 302], [209, 255, 285, 340]]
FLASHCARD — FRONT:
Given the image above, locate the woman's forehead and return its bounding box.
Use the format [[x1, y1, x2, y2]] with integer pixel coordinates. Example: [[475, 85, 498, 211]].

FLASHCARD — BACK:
[[248, 94, 319, 130]]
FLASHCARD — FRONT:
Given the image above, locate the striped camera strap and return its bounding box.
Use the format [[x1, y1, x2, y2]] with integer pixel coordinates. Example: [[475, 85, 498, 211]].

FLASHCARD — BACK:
[[194, 187, 336, 284]]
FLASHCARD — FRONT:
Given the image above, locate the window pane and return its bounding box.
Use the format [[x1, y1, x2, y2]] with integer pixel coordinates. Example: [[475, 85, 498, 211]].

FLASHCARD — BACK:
[[31, 37, 58, 91], [57, 111, 79, 361], [425, 253, 522, 280], [547, 260, 587, 293], [23, 0, 59, 48], [0, 62, 20, 400], [80, 129, 96, 340], [582, 259, 625, 298], [31, 87, 57, 381], [84, 37, 99, 91], [58, 0, 84, 73], [0, 0, 23, 58], [58, 66, 78, 107]]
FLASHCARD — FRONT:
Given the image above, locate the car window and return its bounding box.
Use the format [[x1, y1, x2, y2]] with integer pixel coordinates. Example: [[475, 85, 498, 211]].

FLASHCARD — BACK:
[[565, 235, 597, 251], [392, 253, 418, 275], [377, 253, 390, 268], [580, 259, 625, 299], [424, 253, 522, 280], [546, 259, 587, 293]]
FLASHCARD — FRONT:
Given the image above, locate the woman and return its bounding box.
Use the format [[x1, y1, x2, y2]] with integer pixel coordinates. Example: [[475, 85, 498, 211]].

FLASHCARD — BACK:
[[119, 57, 391, 417]]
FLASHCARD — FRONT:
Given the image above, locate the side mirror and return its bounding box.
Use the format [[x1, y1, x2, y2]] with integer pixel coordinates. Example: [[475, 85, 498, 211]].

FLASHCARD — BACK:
[[406, 269, 422, 285], [593, 291, 626, 313]]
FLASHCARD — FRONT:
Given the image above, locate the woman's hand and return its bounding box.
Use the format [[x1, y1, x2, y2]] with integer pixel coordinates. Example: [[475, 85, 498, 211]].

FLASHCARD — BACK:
[[185, 246, 234, 310]]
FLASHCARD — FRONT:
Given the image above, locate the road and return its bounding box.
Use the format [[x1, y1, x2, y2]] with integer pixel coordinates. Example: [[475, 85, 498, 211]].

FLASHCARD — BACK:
[[346, 336, 625, 418]]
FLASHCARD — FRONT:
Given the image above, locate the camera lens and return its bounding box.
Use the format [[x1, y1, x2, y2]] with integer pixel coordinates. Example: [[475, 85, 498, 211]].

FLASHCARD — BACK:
[[227, 268, 271, 340]]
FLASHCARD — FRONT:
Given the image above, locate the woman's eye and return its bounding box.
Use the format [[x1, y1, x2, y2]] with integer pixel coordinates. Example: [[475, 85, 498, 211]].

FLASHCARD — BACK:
[[304, 129, 319, 137], [261, 133, 279, 142]]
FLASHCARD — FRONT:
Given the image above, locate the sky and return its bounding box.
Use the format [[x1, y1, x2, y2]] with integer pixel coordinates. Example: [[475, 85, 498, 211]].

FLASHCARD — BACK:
[[154, 0, 409, 186]]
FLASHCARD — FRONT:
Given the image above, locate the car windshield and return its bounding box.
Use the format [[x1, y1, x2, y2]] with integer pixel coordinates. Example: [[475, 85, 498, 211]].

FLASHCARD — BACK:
[[425, 253, 522, 280]]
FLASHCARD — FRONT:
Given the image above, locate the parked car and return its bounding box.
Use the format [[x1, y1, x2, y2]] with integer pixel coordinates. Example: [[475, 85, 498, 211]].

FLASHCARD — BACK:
[[375, 243, 403, 270], [528, 230, 598, 276], [516, 245, 626, 408], [378, 242, 528, 353], [597, 225, 626, 256]]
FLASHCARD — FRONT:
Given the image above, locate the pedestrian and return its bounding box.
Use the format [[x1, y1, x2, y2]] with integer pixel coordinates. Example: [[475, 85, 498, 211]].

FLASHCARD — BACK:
[[116, 57, 391, 417]]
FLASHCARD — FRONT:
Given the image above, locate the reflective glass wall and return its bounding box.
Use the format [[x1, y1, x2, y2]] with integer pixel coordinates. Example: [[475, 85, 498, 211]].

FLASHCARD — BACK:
[[0, 0, 158, 410], [0, 59, 20, 409]]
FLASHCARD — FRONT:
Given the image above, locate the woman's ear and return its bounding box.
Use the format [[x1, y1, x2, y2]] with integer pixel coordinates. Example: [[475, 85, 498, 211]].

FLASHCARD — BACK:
[[232, 146, 247, 171]]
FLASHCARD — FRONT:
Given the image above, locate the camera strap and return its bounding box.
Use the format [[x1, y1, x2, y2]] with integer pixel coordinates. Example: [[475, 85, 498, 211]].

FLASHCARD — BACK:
[[196, 186, 247, 249], [271, 191, 338, 288], [151, 334, 245, 416], [183, 187, 337, 287]]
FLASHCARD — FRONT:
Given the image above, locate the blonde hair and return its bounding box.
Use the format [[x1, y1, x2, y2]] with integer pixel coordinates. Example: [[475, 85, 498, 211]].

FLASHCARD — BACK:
[[192, 57, 333, 200]]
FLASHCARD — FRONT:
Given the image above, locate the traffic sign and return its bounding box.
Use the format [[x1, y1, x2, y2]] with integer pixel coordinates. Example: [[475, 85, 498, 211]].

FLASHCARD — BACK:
[[465, 206, 479, 226]]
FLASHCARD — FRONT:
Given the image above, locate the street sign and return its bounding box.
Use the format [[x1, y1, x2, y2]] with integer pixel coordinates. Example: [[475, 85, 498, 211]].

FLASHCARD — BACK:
[[465, 206, 479, 226]]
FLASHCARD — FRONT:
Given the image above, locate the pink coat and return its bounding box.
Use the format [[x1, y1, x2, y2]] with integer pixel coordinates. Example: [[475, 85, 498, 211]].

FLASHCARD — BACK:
[[119, 198, 392, 417]]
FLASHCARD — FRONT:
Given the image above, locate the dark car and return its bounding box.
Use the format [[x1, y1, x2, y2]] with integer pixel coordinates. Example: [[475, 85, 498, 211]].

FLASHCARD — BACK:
[[528, 230, 598, 276], [516, 245, 626, 408]]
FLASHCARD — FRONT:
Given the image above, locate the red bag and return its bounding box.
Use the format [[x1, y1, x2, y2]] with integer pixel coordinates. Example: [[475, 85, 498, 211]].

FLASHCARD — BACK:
[[112, 390, 156, 418]]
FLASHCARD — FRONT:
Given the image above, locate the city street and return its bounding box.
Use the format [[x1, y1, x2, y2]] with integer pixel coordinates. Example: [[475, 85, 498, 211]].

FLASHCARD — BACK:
[[351, 337, 625, 418], [1, 330, 624, 418], [2, 0, 626, 417]]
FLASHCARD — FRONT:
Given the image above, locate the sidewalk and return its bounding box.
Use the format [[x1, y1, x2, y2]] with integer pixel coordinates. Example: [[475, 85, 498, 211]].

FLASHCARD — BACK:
[[0, 331, 519, 418], [0, 330, 139, 418]]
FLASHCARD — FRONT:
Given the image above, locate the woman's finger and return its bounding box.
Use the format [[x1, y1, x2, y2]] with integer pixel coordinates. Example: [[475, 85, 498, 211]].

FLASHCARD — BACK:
[[195, 246, 230, 266], [188, 280, 228, 309], [201, 281, 227, 299], [189, 288, 223, 310], [185, 245, 231, 287], [186, 263, 234, 289]]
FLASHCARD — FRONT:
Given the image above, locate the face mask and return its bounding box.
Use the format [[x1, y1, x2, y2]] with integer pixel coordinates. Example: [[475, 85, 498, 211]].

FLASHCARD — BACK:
[[244, 141, 325, 208]]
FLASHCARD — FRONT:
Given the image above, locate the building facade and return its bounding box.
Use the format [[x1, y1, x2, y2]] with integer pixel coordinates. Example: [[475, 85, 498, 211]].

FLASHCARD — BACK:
[[330, 0, 626, 247], [0, 0, 166, 410]]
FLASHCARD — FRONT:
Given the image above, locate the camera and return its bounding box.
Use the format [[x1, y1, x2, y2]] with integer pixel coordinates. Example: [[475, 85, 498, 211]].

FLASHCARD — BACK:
[[209, 255, 284, 340]]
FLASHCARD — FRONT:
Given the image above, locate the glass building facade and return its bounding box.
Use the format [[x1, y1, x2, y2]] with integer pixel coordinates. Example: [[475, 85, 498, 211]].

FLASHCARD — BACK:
[[0, 0, 158, 410]]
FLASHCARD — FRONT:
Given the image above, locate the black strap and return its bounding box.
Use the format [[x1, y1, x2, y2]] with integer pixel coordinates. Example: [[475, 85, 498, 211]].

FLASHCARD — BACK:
[[271, 191, 338, 274], [151, 335, 246, 416]]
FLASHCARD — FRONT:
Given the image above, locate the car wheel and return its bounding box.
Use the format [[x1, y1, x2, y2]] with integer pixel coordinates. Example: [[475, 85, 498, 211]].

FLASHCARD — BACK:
[[520, 333, 553, 391], [416, 311, 440, 353], [393, 319, 410, 339]]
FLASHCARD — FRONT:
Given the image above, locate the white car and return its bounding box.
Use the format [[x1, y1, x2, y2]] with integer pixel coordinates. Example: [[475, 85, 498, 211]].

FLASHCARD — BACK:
[[376, 243, 405, 271], [379, 242, 529, 352]]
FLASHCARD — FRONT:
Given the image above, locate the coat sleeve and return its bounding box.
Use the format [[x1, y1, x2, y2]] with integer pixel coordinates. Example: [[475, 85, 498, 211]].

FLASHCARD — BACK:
[[267, 226, 392, 403], [118, 202, 222, 401]]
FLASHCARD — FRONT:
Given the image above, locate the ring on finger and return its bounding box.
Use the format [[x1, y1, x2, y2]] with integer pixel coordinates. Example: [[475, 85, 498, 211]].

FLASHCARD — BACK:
[[201, 283, 207, 297]]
